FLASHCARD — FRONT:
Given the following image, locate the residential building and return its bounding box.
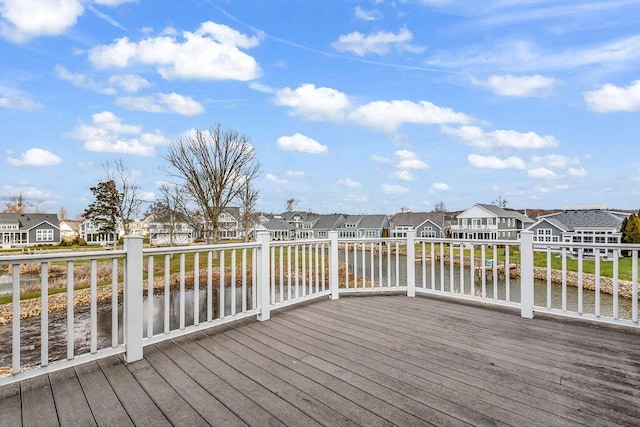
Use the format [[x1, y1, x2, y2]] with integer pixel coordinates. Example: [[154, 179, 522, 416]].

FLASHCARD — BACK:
[[526, 208, 629, 258], [337, 214, 390, 239], [147, 214, 197, 246], [257, 218, 297, 240], [0, 213, 61, 248], [59, 219, 82, 241], [451, 204, 533, 240], [80, 219, 118, 246], [389, 212, 448, 238]]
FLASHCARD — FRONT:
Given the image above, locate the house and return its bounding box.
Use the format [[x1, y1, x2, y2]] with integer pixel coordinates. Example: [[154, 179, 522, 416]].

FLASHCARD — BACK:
[[59, 219, 82, 241], [295, 214, 346, 239], [257, 218, 297, 241], [451, 204, 533, 240], [526, 208, 629, 258], [337, 214, 390, 239], [217, 207, 242, 240], [80, 219, 118, 246], [147, 214, 197, 246], [0, 213, 61, 248], [389, 212, 448, 238]]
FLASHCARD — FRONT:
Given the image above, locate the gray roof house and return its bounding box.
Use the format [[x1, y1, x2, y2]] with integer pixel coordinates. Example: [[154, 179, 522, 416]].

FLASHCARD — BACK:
[[389, 212, 448, 238], [338, 214, 390, 239], [296, 214, 346, 239], [0, 213, 60, 248], [258, 218, 297, 241], [451, 204, 534, 240], [526, 208, 630, 257]]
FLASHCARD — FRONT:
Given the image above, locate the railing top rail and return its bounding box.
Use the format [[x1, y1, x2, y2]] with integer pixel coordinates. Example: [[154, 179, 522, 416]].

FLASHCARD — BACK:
[[143, 241, 259, 255], [270, 238, 330, 246], [0, 249, 126, 264]]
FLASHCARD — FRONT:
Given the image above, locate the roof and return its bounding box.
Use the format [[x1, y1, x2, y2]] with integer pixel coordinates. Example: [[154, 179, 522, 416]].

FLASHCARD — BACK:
[[0, 213, 60, 230], [352, 214, 388, 229], [538, 209, 628, 231], [262, 218, 296, 231], [312, 214, 345, 230], [389, 212, 446, 229], [475, 204, 534, 223]]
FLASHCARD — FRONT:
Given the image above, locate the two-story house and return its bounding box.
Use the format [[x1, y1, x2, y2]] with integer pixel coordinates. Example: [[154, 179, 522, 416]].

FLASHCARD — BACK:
[[0, 213, 60, 248], [451, 204, 533, 240], [389, 212, 448, 238], [337, 214, 390, 239], [147, 213, 197, 246], [526, 208, 629, 258], [80, 219, 118, 246]]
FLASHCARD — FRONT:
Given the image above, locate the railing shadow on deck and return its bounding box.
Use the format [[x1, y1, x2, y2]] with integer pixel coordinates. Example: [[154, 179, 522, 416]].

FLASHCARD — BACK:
[[1, 230, 639, 386]]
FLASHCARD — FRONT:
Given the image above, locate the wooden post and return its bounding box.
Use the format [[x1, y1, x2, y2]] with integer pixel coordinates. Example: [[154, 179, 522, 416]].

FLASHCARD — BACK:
[[520, 231, 534, 319], [256, 231, 271, 321], [124, 235, 144, 363], [406, 230, 416, 297], [329, 231, 339, 300]]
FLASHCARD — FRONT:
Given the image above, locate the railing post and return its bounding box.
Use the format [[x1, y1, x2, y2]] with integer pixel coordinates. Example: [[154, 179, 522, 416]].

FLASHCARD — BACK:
[[124, 235, 144, 363], [256, 231, 271, 321], [520, 231, 534, 319], [406, 230, 416, 297], [329, 231, 339, 299]]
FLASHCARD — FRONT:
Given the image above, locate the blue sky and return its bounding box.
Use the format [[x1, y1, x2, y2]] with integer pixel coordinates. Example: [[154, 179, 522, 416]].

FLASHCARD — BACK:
[[1, 0, 640, 218]]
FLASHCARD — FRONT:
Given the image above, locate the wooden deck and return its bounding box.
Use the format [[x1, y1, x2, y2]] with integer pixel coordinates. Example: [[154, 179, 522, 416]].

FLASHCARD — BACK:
[[2, 295, 640, 426]]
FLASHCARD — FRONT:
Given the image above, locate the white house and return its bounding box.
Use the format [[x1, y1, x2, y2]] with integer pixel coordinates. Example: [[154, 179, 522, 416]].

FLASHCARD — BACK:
[[451, 204, 533, 240]]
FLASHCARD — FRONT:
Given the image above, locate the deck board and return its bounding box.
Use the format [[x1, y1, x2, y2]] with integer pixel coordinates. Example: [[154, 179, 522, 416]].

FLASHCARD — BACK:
[[2, 295, 640, 426]]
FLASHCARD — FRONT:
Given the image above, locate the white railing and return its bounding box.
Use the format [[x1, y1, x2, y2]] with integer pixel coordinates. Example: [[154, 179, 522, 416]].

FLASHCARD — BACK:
[[450, 224, 499, 231], [1, 230, 639, 385]]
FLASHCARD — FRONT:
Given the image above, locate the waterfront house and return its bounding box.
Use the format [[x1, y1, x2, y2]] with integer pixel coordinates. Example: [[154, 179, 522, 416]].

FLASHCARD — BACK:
[[389, 211, 448, 238], [59, 219, 82, 241], [526, 207, 629, 258], [257, 217, 297, 240], [147, 213, 197, 246], [338, 214, 390, 239], [80, 219, 119, 246], [0, 213, 60, 248], [217, 207, 242, 240], [451, 203, 533, 240]]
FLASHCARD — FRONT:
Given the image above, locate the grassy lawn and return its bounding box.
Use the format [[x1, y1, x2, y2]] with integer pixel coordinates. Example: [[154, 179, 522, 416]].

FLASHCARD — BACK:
[[416, 243, 638, 281]]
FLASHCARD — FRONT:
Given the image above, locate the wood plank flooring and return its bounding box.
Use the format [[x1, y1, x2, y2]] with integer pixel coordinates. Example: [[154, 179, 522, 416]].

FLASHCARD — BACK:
[[2, 295, 640, 426]]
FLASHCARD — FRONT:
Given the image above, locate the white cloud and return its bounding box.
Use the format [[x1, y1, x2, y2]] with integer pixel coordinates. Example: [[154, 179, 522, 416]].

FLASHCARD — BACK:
[[0, 86, 42, 111], [338, 178, 361, 187], [584, 80, 640, 113], [528, 167, 560, 179], [266, 173, 288, 184], [394, 170, 415, 180], [556, 184, 570, 190], [249, 82, 275, 94], [116, 92, 204, 116], [534, 185, 550, 194], [443, 125, 559, 149], [567, 167, 588, 178], [430, 182, 450, 193], [531, 154, 579, 168], [0, 0, 83, 42], [7, 148, 62, 166], [473, 74, 558, 97], [467, 154, 526, 169], [67, 111, 168, 156], [350, 100, 472, 133], [354, 6, 382, 21], [109, 74, 152, 92], [93, 0, 136, 6], [394, 150, 429, 169], [274, 84, 350, 121], [54, 64, 115, 94], [332, 28, 425, 56], [370, 154, 391, 163], [89, 21, 261, 81], [382, 184, 409, 195], [285, 170, 305, 177], [277, 133, 328, 154]]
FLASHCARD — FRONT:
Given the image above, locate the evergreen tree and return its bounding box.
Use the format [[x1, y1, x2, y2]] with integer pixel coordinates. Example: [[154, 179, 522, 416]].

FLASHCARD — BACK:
[[84, 180, 120, 247]]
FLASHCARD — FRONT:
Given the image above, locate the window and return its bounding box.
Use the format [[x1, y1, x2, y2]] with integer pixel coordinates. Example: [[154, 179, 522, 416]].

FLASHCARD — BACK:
[[364, 230, 377, 238], [317, 231, 327, 238], [36, 229, 54, 242]]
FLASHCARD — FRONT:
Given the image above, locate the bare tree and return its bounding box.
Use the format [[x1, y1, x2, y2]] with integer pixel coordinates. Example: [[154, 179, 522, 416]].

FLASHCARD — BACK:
[[164, 125, 261, 243], [432, 201, 447, 213], [239, 181, 259, 242], [3, 193, 27, 213], [493, 196, 508, 208], [285, 198, 299, 212], [153, 183, 192, 246], [58, 206, 68, 221]]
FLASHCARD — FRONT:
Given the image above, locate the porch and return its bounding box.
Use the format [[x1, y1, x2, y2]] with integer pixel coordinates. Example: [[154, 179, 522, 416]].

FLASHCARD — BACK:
[[2, 294, 640, 426]]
